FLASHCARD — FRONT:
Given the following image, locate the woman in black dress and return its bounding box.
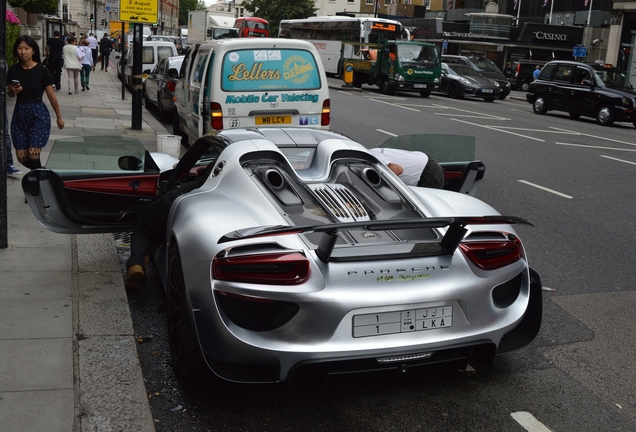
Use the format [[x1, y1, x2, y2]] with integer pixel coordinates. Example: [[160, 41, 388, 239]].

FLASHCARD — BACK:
[[7, 35, 64, 170]]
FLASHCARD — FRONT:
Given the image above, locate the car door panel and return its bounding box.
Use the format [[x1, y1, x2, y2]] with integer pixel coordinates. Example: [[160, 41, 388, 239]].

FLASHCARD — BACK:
[[24, 170, 160, 234], [22, 136, 162, 234]]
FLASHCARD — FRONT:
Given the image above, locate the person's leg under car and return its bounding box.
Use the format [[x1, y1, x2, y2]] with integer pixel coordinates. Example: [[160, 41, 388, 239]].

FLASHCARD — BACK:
[[125, 188, 183, 290]]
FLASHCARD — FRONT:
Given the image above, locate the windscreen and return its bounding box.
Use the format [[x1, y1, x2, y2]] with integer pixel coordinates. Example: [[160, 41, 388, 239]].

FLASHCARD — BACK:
[[397, 44, 439, 65], [595, 68, 634, 89], [363, 21, 403, 43], [471, 58, 502, 73], [221, 49, 322, 92]]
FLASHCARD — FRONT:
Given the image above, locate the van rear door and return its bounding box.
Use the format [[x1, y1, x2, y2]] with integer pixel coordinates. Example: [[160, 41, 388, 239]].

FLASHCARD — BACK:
[[187, 46, 213, 139], [204, 46, 329, 132]]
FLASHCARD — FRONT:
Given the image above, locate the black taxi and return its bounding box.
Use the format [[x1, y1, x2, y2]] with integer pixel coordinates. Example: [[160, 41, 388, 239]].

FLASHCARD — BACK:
[[526, 61, 636, 127]]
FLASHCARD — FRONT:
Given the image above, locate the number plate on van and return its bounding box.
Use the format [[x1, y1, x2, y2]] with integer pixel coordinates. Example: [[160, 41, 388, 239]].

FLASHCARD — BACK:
[[256, 116, 292, 125]]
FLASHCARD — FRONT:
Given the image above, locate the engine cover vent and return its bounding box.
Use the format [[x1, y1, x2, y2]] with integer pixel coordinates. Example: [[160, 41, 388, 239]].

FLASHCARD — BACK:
[[307, 184, 370, 223]]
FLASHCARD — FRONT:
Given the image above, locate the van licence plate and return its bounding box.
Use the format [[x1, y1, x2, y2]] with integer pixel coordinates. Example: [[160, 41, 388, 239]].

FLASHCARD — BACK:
[[414, 84, 427, 89], [256, 116, 292, 125]]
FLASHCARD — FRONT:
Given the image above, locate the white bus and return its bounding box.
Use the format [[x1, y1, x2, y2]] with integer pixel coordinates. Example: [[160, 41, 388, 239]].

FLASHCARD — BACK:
[[278, 16, 407, 74]]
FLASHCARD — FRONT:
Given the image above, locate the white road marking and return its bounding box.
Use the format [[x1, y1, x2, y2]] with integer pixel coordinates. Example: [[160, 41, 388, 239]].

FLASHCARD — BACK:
[[511, 412, 552, 432], [557, 142, 636, 152], [493, 127, 578, 135], [601, 155, 636, 166], [376, 129, 398, 137], [435, 113, 509, 120], [518, 180, 573, 199], [451, 118, 545, 142], [368, 98, 421, 112], [550, 126, 636, 147], [431, 104, 508, 120], [337, 90, 353, 95]]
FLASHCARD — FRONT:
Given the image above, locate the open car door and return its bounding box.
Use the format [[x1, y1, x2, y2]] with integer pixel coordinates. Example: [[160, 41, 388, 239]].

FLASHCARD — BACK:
[[22, 136, 166, 234], [380, 134, 485, 196]]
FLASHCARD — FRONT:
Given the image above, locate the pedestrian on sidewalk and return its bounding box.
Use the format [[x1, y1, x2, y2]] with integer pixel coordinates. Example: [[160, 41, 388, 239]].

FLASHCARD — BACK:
[[86, 33, 99, 71], [7, 35, 64, 170], [45, 30, 64, 92], [63, 37, 82, 94], [99, 32, 113, 71], [79, 39, 93, 91], [5, 113, 21, 177]]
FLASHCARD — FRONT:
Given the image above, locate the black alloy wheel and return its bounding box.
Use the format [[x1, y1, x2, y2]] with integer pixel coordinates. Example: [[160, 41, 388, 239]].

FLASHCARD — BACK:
[[448, 82, 462, 99], [166, 244, 206, 378], [520, 81, 530, 92]]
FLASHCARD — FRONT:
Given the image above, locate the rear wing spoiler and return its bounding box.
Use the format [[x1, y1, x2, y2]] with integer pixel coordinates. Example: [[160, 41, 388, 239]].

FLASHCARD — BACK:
[[219, 216, 533, 263]]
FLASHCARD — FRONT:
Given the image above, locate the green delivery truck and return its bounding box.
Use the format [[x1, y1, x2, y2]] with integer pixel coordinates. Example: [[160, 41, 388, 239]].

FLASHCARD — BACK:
[[340, 40, 441, 97]]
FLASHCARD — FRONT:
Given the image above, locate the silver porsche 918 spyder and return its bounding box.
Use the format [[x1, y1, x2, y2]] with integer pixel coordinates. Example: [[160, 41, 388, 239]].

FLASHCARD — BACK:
[[22, 129, 542, 383]]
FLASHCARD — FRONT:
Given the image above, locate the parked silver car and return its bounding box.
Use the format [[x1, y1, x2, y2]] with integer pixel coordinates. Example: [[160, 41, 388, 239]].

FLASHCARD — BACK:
[[144, 55, 184, 121], [22, 129, 542, 383]]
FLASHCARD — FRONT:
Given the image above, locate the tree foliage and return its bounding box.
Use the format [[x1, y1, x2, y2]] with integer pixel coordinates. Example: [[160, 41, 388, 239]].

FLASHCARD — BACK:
[[8, 0, 58, 14], [241, 0, 317, 36], [179, 0, 206, 26]]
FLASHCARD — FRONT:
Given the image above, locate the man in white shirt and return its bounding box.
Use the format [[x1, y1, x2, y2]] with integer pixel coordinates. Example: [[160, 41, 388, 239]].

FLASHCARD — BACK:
[[86, 33, 99, 71], [369, 147, 444, 188]]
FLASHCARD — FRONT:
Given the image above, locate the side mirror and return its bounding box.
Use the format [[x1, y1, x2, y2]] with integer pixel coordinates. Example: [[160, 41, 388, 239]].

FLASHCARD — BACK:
[[118, 156, 142, 171]]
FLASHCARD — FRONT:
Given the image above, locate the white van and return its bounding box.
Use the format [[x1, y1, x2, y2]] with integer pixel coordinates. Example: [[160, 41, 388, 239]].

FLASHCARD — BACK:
[[120, 40, 178, 89], [173, 38, 330, 146]]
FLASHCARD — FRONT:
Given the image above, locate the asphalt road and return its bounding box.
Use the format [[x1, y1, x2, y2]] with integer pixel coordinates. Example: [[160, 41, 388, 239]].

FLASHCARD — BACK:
[[127, 85, 636, 431]]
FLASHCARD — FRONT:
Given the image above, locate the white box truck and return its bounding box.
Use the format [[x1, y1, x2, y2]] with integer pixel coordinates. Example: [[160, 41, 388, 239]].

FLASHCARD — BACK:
[[187, 11, 239, 43]]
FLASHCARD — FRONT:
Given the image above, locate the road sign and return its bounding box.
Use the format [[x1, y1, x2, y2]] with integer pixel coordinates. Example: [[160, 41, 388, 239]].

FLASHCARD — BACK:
[[572, 45, 587, 58], [119, 0, 157, 24], [105, 0, 119, 13]]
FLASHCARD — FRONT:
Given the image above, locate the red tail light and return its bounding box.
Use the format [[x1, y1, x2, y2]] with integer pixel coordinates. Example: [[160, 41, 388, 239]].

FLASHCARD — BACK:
[[321, 99, 330, 126], [459, 235, 523, 270], [213, 252, 310, 285], [166, 81, 176, 92], [514, 63, 521, 79], [210, 102, 223, 130]]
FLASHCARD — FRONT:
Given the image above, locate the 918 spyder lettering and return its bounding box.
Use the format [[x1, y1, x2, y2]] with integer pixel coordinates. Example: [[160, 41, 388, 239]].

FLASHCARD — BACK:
[[377, 273, 431, 282]]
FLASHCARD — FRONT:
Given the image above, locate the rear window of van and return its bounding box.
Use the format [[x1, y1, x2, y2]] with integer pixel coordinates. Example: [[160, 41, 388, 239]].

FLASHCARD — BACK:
[[221, 49, 322, 92]]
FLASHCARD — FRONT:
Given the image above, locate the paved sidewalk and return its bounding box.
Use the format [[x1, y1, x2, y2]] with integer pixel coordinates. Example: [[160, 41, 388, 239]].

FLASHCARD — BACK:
[[0, 64, 165, 431]]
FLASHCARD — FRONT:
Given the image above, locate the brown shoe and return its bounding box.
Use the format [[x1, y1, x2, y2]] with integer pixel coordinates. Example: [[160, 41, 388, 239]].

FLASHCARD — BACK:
[[125, 265, 145, 290]]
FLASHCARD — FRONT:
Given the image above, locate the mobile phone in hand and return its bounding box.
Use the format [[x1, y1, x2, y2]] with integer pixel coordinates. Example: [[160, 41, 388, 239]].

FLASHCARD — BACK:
[[11, 80, 20, 86]]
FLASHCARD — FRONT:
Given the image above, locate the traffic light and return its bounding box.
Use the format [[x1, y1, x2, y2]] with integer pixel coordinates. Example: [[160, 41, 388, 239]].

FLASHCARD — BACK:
[[90, 14, 94, 22]]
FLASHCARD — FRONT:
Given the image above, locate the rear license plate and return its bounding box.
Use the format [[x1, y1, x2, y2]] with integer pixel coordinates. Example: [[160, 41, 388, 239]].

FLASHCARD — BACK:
[[256, 115, 292, 125], [482, 89, 493, 93], [414, 84, 427, 89], [353, 305, 453, 337]]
